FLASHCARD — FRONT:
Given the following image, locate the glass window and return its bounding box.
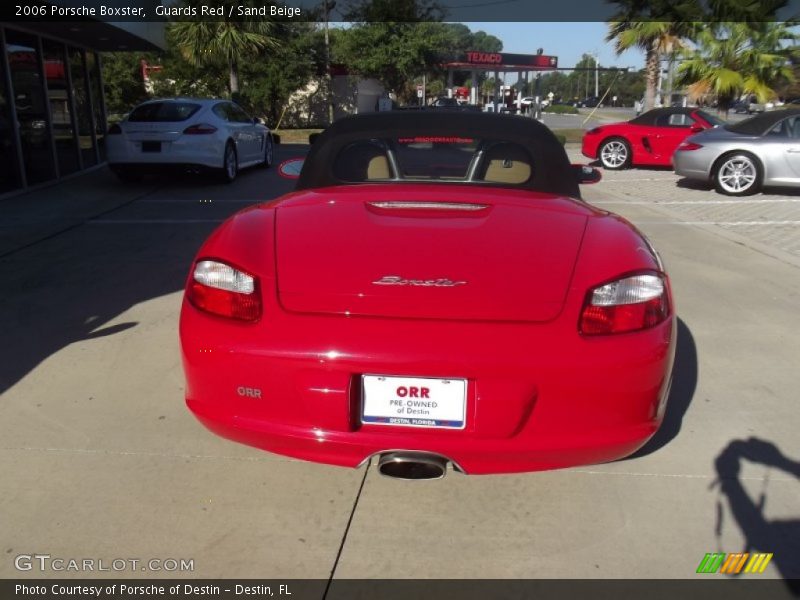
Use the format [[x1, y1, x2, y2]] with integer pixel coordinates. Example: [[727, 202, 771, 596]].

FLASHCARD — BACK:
[[332, 137, 533, 186], [767, 120, 790, 137], [86, 52, 105, 161], [212, 103, 228, 121], [228, 103, 252, 123], [788, 117, 800, 139], [697, 110, 724, 127], [68, 47, 96, 167], [656, 113, 691, 127], [5, 29, 56, 185], [42, 39, 79, 176], [128, 101, 201, 122], [394, 136, 479, 179], [0, 30, 22, 193], [667, 114, 691, 127], [333, 141, 391, 181]]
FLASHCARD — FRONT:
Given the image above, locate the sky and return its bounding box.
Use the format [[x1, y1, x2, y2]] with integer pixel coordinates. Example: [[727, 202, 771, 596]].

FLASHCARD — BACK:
[[461, 22, 645, 69]]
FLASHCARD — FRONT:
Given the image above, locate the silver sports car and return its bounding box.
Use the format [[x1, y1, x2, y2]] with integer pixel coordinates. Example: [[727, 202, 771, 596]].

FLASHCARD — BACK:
[[673, 108, 800, 196]]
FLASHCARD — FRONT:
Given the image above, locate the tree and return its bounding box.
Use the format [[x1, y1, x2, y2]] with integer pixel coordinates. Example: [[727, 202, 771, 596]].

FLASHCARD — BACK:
[[333, 22, 501, 103], [777, 63, 800, 99], [169, 0, 278, 95], [677, 21, 797, 114], [101, 52, 153, 115], [606, 0, 704, 110], [237, 23, 326, 126]]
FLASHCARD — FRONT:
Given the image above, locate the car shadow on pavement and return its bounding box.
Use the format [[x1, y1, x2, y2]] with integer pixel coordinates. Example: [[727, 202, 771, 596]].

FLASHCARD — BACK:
[[676, 178, 713, 191], [711, 437, 800, 590], [0, 210, 217, 399], [587, 159, 676, 174], [628, 318, 698, 460], [677, 177, 800, 197], [0, 239, 191, 398], [0, 146, 307, 398]]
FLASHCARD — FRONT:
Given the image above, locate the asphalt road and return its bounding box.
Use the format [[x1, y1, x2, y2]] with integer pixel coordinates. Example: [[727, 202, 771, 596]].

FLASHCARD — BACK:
[[0, 144, 798, 590]]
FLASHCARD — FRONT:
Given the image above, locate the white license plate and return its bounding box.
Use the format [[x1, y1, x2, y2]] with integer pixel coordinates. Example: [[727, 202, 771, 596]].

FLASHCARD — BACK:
[[361, 375, 466, 429]]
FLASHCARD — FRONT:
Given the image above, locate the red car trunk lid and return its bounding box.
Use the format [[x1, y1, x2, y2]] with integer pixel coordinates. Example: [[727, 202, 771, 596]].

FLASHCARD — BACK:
[[275, 186, 588, 322]]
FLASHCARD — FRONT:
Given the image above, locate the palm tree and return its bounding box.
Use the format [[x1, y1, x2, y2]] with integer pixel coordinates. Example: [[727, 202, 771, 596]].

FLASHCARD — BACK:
[[170, 0, 277, 96], [606, 1, 703, 111], [677, 21, 797, 115]]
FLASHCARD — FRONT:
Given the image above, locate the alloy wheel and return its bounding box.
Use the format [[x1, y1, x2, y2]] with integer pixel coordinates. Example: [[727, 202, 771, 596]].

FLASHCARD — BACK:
[[717, 156, 756, 194], [600, 140, 628, 169]]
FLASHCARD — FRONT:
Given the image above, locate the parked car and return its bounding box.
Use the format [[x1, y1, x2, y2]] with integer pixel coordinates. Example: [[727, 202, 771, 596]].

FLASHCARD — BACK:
[[674, 108, 800, 196], [577, 96, 604, 108], [179, 112, 676, 479], [107, 98, 273, 183], [582, 107, 724, 170], [747, 95, 775, 113], [732, 100, 751, 114], [520, 97, 550, 107], [431, 96, 460, 108]]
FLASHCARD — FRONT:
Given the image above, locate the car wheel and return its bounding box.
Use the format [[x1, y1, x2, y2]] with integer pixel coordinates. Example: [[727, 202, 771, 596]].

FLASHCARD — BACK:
[[262, 134, 273, 168], [599, 137, 631, 170], [713, 152, 761, 196], [221, 142, 237, 183]]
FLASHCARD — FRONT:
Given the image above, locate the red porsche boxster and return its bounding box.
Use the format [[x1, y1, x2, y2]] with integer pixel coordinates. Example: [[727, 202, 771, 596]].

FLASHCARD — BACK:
[[180, 112, 676, 479], [582, 107, 723, 169]]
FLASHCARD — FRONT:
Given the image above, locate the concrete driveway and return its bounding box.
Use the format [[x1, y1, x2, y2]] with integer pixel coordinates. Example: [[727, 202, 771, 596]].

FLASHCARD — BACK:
[[0, 144, 797, 589]]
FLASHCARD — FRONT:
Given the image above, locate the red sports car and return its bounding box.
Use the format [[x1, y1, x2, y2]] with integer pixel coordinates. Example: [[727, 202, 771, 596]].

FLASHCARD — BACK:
[[582, 107, 723, 169], [180, 112, 676, 479]]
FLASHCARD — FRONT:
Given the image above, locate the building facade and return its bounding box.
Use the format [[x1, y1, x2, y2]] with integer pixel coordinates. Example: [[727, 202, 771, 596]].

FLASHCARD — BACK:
[[0, 18, 164, 196]]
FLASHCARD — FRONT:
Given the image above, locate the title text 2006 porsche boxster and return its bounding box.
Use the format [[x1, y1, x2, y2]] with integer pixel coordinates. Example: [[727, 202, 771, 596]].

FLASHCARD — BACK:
[[180, 112, 676, 479]]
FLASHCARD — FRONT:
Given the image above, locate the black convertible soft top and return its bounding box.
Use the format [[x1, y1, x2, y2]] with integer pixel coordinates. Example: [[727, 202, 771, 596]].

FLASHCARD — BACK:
[[628, 107, 698, 126], [295, 111, 580, 198], [725, 107, 800, 136]]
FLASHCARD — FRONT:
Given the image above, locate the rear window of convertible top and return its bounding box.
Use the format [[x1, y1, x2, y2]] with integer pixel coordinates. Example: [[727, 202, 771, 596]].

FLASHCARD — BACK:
[[128, 102, 202, 122], [331, 136, 533, 185]]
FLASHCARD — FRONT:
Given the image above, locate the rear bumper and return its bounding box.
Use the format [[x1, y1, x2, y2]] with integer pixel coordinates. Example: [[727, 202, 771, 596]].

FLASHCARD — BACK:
[[673, 150, 713, 179], [107, 136, 223, 169], [109, 162, 216, 174], [181, 299, 676, 475], [188, 398, 661, 474]]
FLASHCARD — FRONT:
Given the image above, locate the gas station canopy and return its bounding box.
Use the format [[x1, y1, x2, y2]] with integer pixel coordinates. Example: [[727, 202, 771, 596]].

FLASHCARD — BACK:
[[440, 51, 559, 113], [444, 52, 558, 72]]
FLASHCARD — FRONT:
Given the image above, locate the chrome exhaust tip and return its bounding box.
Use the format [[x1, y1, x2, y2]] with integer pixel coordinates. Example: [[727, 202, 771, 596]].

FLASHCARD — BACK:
[[377, 451, 448, 480]]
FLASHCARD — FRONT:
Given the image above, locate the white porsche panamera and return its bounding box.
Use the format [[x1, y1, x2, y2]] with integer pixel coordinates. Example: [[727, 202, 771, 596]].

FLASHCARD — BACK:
[[107, 98, 273, 183]]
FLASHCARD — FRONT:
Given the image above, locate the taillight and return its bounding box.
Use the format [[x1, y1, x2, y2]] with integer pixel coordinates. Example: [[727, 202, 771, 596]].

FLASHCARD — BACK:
[[108, 124, 122, 135], [678, 142, 703, 151], [187, 260, 261, 322], [580, 272, 669, 335], [183, 123, 218, 135]]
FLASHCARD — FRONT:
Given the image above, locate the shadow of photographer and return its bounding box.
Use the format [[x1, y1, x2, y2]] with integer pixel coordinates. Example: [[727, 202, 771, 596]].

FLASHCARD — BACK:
[[712, 437, 800, 592]]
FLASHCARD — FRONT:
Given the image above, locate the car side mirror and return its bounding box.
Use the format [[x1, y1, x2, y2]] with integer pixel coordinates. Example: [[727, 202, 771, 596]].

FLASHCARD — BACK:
[[573, 164, 602, 184], [690, 124, 704, 133], [278, 157, 304, 180], [253, 117, 265, 125]]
